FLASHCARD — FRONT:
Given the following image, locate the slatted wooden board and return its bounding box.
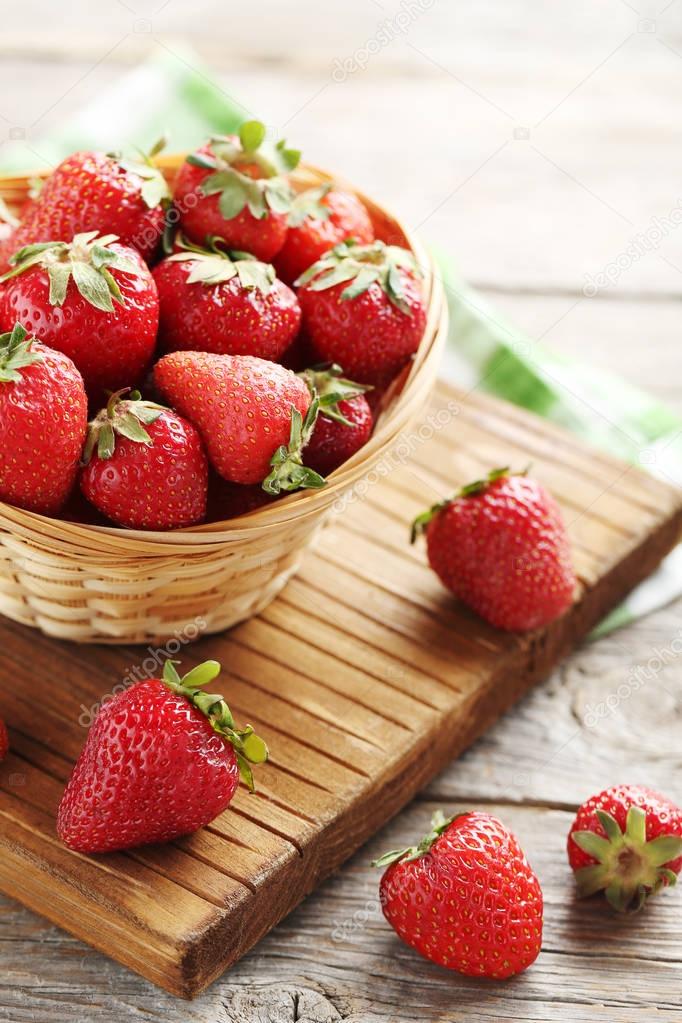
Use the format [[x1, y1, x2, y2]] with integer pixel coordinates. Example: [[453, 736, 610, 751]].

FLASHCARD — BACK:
[[0, 380, 680, 999]]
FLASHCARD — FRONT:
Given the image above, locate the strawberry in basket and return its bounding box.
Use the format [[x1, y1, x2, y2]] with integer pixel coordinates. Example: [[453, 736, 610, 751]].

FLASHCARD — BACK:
[[153, 240, 300, 362], [299, 364, 373, 475], [0, 232, 159, 402], [0, 143, 169, 271], [58, 658, 268, 853], [174, 121, 299, 262], [0, 322, 87, 514], [274, 183, 375, 284], [154, 351, 325, 495], [296, 239, 426, 386], [80, 389, 208, 530]]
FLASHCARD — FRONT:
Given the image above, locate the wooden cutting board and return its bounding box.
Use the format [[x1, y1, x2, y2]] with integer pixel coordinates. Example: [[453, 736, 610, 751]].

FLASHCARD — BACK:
[[1, 380, 680, 998]]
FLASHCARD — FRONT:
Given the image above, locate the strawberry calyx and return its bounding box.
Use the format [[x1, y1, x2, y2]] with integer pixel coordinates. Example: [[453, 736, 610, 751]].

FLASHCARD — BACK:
[[187, 120, 300, 221], [161, 659, 268, 791], [298, 363, 372, 427], [571, 806, 682, 912], [410, 466, 518, 543], [82, 388, 165, 463], [287, 183, 333, 227], [372, 810, 466, 868], [113, 136, 171, 209], [262, 397, 327, 496], [294, 239, 420, 315], [0, 322, 43, 384], [167, 235, 276, 293], [1, 231, 146, 313]]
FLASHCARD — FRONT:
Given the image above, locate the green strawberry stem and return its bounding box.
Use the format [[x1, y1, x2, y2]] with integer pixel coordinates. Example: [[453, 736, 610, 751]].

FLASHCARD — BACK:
[[262, 399, 327, 496], [372, 810, 467, 868], [295, 239, 421, 315], [161, 659, 268, 791], [166, 236, 276, 293], [115, 137, 171, 210], [287, 183, 332, 228], [0, 322, 42, 384], [82, 388, 165, 463], [410, 466, 525, 543], [298, 364, 372, 426], [572, 807, 682, 912]]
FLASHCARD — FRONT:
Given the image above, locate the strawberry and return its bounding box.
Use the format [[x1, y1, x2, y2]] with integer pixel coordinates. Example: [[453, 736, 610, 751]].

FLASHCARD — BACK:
[[80, 389, 208, 530], [0, 232, 159, 403], [374, 810, 543, 979], [567, 785, 682, 911], [300, 365, 373, 475], [206, 475, 278, 522], [274, 184, 375, 284], [412, 468, 575, 631], [0, 718, 8, 762], [57, 659, 268, 853], [0, 322, 87, 514], [0, 145, 169, 271], [174, 121, 299, 262], [296, 239, 426, 386], [154, 351, 325, 494], [153, 241, 300, 362]]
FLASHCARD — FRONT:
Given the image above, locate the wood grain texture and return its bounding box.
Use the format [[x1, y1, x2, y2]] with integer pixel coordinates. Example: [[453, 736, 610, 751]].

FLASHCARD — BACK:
[[0, 381, 680, 999]]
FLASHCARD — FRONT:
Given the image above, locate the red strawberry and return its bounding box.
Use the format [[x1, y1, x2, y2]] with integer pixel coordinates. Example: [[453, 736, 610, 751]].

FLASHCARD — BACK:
[[374, 810, 543, 979], [0, 322, 87, 514], [154, 351, 325, 493], [80, 389, 208, 530], [153, 242, 300, 362], [567, 785, 682, 911], [296, 239, 426, 386], [0, 232, 159, 403], [412, 468, 575, 631], [57, 659, 268, 853], [0, 718, 8, 762], [0, 145, 169, 271], [300, 365, 373, 475], [174, 121, 299, 262], [274, 184, 375, 284]]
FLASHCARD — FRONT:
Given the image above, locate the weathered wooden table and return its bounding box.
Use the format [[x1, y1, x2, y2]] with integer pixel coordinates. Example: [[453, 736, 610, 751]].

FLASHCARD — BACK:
[[1, 3, 681, 1019]]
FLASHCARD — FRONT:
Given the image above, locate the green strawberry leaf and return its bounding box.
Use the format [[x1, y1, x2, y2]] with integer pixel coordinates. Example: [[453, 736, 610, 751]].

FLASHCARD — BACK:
[[0, 322, 43, 384], [83, 388, 165, 464], [287, 183, 332, 227], [239, 119, 267, 153]]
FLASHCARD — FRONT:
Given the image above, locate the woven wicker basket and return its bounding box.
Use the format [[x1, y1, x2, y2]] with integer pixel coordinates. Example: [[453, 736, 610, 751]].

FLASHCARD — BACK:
[[0, 156, 447, 644]]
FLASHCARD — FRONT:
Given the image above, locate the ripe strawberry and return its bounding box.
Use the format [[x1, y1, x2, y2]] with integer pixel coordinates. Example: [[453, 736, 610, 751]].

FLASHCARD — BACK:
[[374, 810, 543, 979], [154, 351, 325, 494], [412, 468, 575, 631], [567, 785, 682, 912], [0, 718, 8, 762], [300, 365, 373, 475], [274, 184, 375, 284], [57, 659, 268, 853], [0, 322, 87, 514], [0, 232, 159, 402], [174, 121, 299, 262], [296, 239, 426, 386], [0, 145, 169, 271], [153, 241, 300, 362], [80, 389, 208, 530]]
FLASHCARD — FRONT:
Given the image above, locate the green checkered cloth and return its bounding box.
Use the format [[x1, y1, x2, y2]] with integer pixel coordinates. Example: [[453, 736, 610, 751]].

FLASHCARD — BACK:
[[3, 49, 680, 636]]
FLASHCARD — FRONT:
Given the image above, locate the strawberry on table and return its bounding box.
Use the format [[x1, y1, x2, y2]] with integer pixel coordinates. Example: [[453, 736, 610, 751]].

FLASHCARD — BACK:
[[0, 232, 159, 403], [153, 241, 300, 362], [300, 364, 373, 476], [412, 467, 576, 631], [174, 121, 299, 262], [568, 784, 682, 911], [154, 351, 325, 494], [274, 183, 375, 284], [0, 322, 87, 515], [80, 389, 208, 530], [57, 659, 268, 853], [374, 810, 543, 979], [0, 144, 169, 271], [296, 239, 426, 386]]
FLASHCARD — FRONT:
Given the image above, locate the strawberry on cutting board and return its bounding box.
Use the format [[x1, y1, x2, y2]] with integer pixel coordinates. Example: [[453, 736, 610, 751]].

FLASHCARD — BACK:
[[274, 183, 375, 284], [412, 467, 576, 631], [153, 241, 300, 362], [0, 322, 87, 515], [374, 810, 544, 979], [296, 239, 426, 386], [80, 389, 208, 530], [0, 232, 159, 402], [154, 351, 325, 494], [57, 659, 268, 853], [568, 784, 682, 911], [174, 120, 299, 262], [0, 144, 169, 271]]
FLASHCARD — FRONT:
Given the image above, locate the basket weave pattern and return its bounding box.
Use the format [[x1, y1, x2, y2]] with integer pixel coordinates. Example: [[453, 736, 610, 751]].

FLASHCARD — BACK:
[[0, 158, 447, 644]]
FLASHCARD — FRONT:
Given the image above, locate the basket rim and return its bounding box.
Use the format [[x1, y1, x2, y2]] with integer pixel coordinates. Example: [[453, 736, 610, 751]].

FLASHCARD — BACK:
[[0, 157, 447, 549]]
